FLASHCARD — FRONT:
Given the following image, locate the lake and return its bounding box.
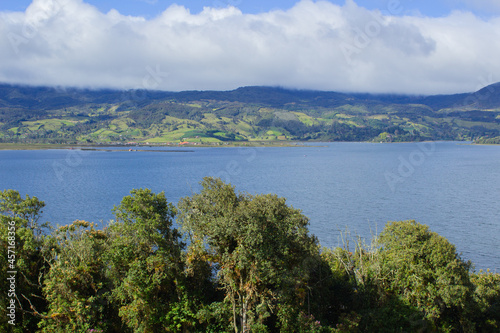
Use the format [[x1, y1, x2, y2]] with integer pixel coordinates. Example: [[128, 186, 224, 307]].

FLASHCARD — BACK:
[[1, 142, 499, 271]]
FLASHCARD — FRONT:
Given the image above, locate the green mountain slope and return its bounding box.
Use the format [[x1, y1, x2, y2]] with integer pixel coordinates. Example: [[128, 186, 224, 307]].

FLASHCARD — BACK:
[[1, 84, 499, 144]]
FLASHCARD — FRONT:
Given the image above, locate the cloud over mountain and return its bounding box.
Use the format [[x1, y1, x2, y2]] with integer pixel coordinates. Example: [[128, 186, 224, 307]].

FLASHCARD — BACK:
[[1, 0, 500, 94]]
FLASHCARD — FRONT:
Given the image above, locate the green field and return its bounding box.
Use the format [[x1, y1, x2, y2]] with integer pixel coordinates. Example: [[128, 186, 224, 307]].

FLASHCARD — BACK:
[[1, 85, 499, 144]]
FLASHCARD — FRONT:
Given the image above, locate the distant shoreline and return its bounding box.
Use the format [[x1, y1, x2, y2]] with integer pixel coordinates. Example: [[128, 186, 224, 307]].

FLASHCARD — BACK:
[[0, 142, 308, 150], [1, 140, 497, 151]]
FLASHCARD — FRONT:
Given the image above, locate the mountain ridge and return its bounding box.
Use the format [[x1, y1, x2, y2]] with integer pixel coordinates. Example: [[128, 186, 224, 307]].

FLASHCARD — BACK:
[[1, 83, 499, 144], [2, 82, 500, 109]]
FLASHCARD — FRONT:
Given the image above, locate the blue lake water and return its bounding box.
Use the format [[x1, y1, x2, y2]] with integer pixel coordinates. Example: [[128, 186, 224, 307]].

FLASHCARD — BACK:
[[1, 142, 499, 271]]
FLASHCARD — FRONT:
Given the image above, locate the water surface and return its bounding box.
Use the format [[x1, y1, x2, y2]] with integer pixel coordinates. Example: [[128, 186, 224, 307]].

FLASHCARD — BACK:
[[1, 142, 499, 271]]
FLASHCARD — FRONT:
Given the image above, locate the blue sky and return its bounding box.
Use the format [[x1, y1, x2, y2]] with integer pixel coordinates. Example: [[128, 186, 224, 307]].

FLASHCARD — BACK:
[[1, 0, 500, 94], [2, 0, 498, 18]]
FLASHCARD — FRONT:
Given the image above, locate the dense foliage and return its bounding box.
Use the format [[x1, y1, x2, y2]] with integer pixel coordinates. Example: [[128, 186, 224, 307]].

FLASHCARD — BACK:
[[1, 84, 500, 144], [1, 181, 499, 332], [474, 136, 500, 144]]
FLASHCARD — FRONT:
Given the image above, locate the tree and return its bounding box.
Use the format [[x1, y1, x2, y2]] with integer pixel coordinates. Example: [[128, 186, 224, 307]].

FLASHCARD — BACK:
[[106, 188, 185, 333], [470, 270, 500, 332], [318, 233, 428, 333], [38, 220, 117, 333], [0, 190, 49, 332], [376, 220, 474, 331], [178, 177, 318, 332]]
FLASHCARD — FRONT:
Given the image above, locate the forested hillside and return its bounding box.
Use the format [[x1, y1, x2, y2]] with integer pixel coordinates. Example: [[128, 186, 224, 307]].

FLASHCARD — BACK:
[[1, 83, 500, 144], [1, 180, 499, 332]]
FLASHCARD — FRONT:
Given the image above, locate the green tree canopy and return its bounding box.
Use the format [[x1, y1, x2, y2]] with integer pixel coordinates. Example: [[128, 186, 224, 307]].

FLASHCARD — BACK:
[[178, 177, 319, 332], [106, 188, 185, 333], [376, 220, 474, 331], [0, 190, 48, 332], [2, 186, 500, 332], [39, 220, 114, 333]]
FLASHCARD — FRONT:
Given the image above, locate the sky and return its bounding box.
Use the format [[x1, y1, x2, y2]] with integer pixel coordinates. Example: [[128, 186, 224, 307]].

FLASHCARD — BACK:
[[1, 0, 500, 94]]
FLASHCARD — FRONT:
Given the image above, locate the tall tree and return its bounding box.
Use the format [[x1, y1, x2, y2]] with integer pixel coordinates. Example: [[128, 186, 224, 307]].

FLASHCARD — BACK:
[[470, 270, 500, 332], [0, 190, 48, 332], [106, 188, 185, 333], [38, 220, 118, 333], [376, 220, 475, 331], [178, 177, 318, 333]]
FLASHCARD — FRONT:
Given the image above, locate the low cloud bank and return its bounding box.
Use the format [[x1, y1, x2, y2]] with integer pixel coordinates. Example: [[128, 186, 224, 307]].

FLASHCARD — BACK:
[[1, 0, 500, 94]]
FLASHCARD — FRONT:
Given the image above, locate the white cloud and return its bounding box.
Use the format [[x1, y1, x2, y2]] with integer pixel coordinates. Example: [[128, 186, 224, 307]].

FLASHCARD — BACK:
[[1, 0, 500, 94]]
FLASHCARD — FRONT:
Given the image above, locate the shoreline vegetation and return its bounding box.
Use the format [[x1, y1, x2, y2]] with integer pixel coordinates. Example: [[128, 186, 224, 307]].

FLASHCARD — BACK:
[[473, 136, 500, 145], [0, 140, 498, 151], [1, 178, 499, 332], [0, 141, 309, 150]]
